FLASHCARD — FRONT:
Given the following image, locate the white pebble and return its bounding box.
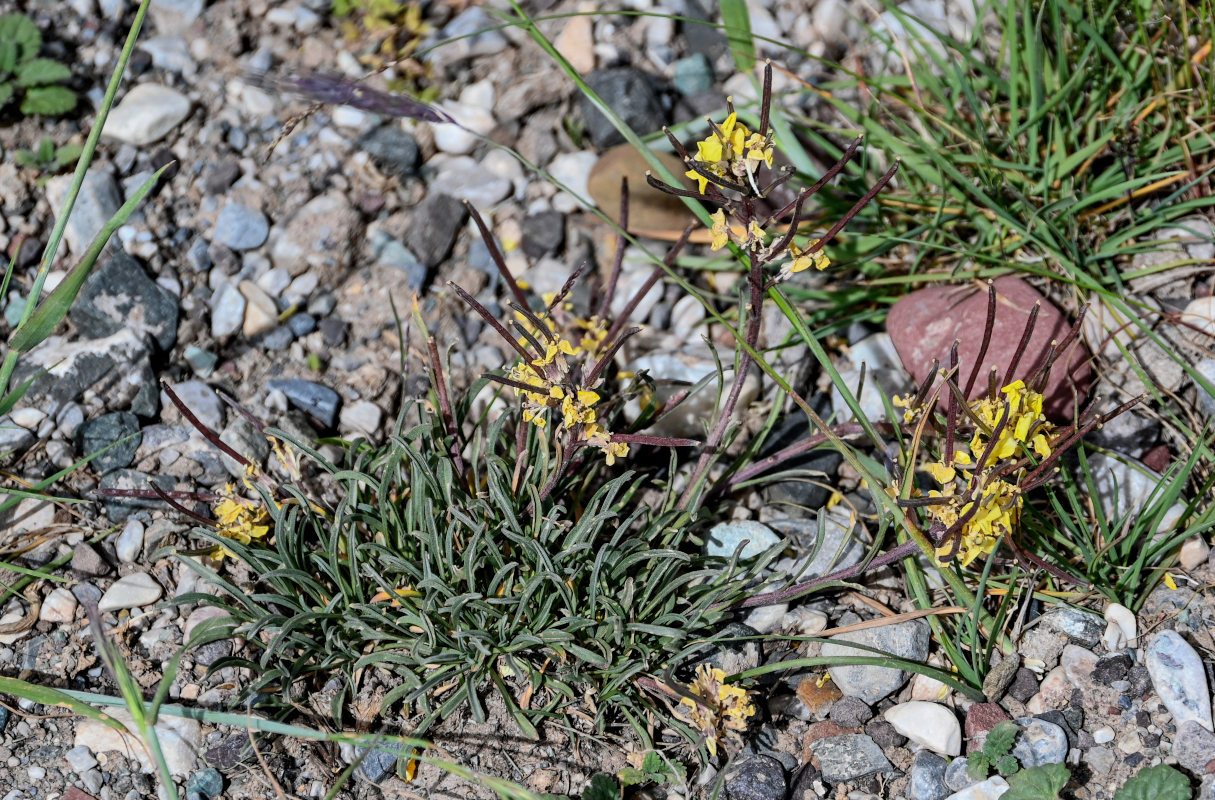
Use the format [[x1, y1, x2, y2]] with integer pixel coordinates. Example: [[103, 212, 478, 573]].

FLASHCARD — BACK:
[[98, 572, 163, 612], [1179, 536, 1210, 570], [1093, 726, 1115, 744], [884, 700, 961, 756], [1103, 602, 1137, 650], [116, 519, 144, 563]]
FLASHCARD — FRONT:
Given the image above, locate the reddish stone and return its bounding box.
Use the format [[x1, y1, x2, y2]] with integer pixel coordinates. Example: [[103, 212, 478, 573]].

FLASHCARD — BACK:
[[964, 702, 1011, 740], [886, 277, 1092, 420], [64, 790, 98, 800], [1141, 444, 1171, 473]]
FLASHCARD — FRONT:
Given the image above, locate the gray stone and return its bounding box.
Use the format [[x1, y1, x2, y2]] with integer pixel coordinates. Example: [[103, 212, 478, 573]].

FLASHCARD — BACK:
[[1196, 359, 1215, 417], [521, 210, 565, 259], [202, 160, 241, 196], [186, 768, 223, 798], [69, 251, 179, 351], [1045, 606, 1105, 648], [706, 520, 780, 560], [830, 332, 910, 423], [1091, 653, 1131, 686], [724, 755, 786, 800], [434, 162, 512, 208], [218, 417, 270, 477], [150, 0, 204, 28], [77, 412, 141, 473], [769, 507, 865, 581], [70, 544, 111, 578], [270, 192, 360, 274], [829, 695, 874, 728], [139, 36, 196, 75], [368, 230, 427, 291], [210, 282, 246, 338], [359, 125, 419, 177], [204, 733, 252, 769], [942, 776, 1010, 800], [581, 69, 666, 149], [438, 6, 509, 60], [1146, 630, 1213, 731], [702, 622, 762, 675], [99, 470, 176, 523], [98, 572, 163, 611], [267, 379, 341, 429], [673, 53, 715, 96], [908, 750, 950, 800], [943, 758, 976, 793], [1011, 717, 1068, 767], [166, 380, 225, 432], [45, 171, 123, 256], [213, 203, 269, 251], [64, 744, 98, 774], [1201, 775, 1215, 800], [116, 519, 144, 563], [286, 313, 317, 337], [806, 734, 892, 782], [193, 639, 232, 667], [355, 741, 405, 783], [822, 619, 930, 704], [184, 345, 218, 377], [405, 192, 467, 269], [102, 83, 192, 146], [0, 417, 34, 454]]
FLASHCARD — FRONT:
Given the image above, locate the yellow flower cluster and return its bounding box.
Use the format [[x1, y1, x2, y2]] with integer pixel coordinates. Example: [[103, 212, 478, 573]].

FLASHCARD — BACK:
[[211, 485, 272, 560], [709, 209, 766, 252], [675, 665, 755, 757], [785, 239, 831, 274], [922, 380, 1054, 568], [684, 110, 775, 194], [505, 308, 629, 465]]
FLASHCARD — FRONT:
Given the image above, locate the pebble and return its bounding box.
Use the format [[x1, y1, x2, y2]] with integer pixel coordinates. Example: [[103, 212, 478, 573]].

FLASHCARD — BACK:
[[166, 380, 225, 432], [75, 708, 200, 775], [673, 53, 715, 96], [213, 203, 269, 251], [339, 401, 382, 437], [1044, 606, 1106, 648], [71, 543, 111, 578], [1196, 359, 1215, 416], [1011, 717, 1069, 767], [581, 68, 666, 149], [98, 572, 163, 612], [1025, 666, 1070, 713], [219, 417, 270, 476], [548, 150, 599, 208], [554, 16, 595, 74], [438, 6, 509, 59], [805, 734, 892, 782], [1060, 644, 1098, 687], [116, 518, 145, 563], [782, 607, 828, 636], [942, 776, 1009, 800], [1091, 653, 1132, 686], [1092, 726, 1115, 744], [270, 192, 360, 275], [102, 83, 192, 146], [139, 35, 196, 75], [434, 158, 513, 207], [186, 767, 224, 798], [521, 210, 565, 259], [352, 741, 405, 784], [706, 520, 780, 560], [1145, 630, 1213, 731], [1171, 719, 1215, 773], [943, 757, 976, 793], [884, 701, 961, 756], [38, 587, 77, 623], [406, 191, 467, 269], [829, 695, 874, 728], [64, 745, 98, 774], [368, 229, 427, 290], [45, 171, 123, 256], [908, 750, 949, 800], [821, 619, 929, 704], [267, 379, 341, 429], [1180, 536, 1211, 570], [70, 251, 180, 351], [238, 280, 279, 337], [77, 411, 142, 473], [1181, 295, 1215, 343], [723, 754, 786, 800], [211, 282, 247, 338], [359, 124, 419, 178]]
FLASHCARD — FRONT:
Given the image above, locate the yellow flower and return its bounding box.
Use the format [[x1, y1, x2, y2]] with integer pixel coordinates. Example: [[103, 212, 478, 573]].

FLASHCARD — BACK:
[[744, 131, 774, 169], [210, 490, 272, 560], [710, 209, 730, 251], [925, 462, 956, 484], [675, 665, 755, 757]]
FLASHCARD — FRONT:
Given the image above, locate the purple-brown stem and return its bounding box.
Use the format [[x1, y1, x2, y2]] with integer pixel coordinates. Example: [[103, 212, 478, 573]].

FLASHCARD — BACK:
[[1003, 301, 1040, 387], [766, 135, 864, 225], [506, 299, 556, 344], [645, 173, 707, 201], [803, 161, 901, 257], [585, 326, 640, 387], [663, 126, 691, 161], [427, 337, 466, 480], [149, 482, 218, 528], [597, 178, 630, 320], [768, 189, 810, 258], [602, 225, 694, 347], [946, 342, 959, 464], [95, 488, 226, 503], [723, 423, 869, 489], [684, 157, 749, 194], [612, 433, 701, 447], [731, 539, 921, 608], [964, 282, 997, 398], [447, 282, 542, 377], [164, 382, 261, 479], [548, 261, 590, 315], [466, 203, 529, 311], [758, 61, 773, 136]]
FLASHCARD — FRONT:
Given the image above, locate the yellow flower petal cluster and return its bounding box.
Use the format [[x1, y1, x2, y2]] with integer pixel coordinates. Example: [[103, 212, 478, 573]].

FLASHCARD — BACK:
[[675, 665, 755, 757], [921, 381, 1055, 568], [709, 209, 768, 253], [786, 239, 830, 274], [685, 111, 774, 194], [210, 485, 272, 560]]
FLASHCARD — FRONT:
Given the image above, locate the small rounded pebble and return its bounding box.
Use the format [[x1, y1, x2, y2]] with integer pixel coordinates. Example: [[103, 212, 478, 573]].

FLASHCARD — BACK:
[[884, 701, 961, 756]]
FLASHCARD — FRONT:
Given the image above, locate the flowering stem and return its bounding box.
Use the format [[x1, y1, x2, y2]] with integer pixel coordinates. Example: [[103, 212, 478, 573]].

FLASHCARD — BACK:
[[427, 337, 467, 481]]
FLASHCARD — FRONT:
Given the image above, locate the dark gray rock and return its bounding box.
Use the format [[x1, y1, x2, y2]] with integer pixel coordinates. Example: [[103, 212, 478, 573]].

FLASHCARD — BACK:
[[521, 210, 565, 259], [205, 732, 252, 769], [864, 718, 906, 749], [1008, 667, 1039, 703], [405, 192, 466, 269], [1034, 711, 1076, 749], [681, 0, 730, 62], [1091, 653, 1131, 686], [359, 125, 420, 178], [267, 379, 341, 429], [218, 417, 271, 477], [193, 639, 232, 667], [822, 619, 929, 704], [255, 326, 294, 350], [286, 312, 317, 337], [17, 329, 155, 413], [1044, 606, 1105, 648], [759, 411, 842, 511], [69, 251, 179, 351], [944, 757, 976, 793], [356, 741, 405, 783], [828, 696, 874, 729], [77, 412, 142, 473], [202, 160, 241, 195], [983, 655, 1020, 702], [1128, 664, 1152, 697], [581, 69, 666, 149], [908, 751, 949, 800], [807, 734, 892, 783], [724, 755, 786, 800], [71, 544, 111, 578], [71, 583, 102, 608]]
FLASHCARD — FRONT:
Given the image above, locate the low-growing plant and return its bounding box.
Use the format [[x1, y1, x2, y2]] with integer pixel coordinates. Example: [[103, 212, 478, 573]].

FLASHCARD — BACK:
[[12, 137, 83, 180], [968, 720, 1021, 780], [0, 12, 76, 116]]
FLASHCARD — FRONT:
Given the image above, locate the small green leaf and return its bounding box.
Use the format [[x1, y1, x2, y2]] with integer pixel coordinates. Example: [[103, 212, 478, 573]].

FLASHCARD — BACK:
[[54, 143, 83, 168], [15, 58, 70, 88], [984, 720, 1020, 759], [0, 14, 41, 62], [967, 752, 992, 781], [582, 774, 619, 800], [1002, 763, 1070, 800], [0, 42, 16, 75], [12, 149, 38, 169], [996, 755, 1020, 776], [37, 137, 53, 163], [1112, 764, 1190, 800], [19, 84, 75, 115], [0, 82, 13, 107]]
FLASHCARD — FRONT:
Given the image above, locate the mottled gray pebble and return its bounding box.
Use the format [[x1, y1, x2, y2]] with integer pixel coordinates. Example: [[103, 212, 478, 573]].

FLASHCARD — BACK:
[[213, 203, 269, 251], [822, 619, 929, 704]]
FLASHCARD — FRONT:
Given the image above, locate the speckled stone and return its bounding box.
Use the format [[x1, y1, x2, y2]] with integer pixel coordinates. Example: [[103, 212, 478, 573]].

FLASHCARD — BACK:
[[822, 619, 930, 704], [806, 734, 892, 783], [1145, 630, 1213, 731]]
